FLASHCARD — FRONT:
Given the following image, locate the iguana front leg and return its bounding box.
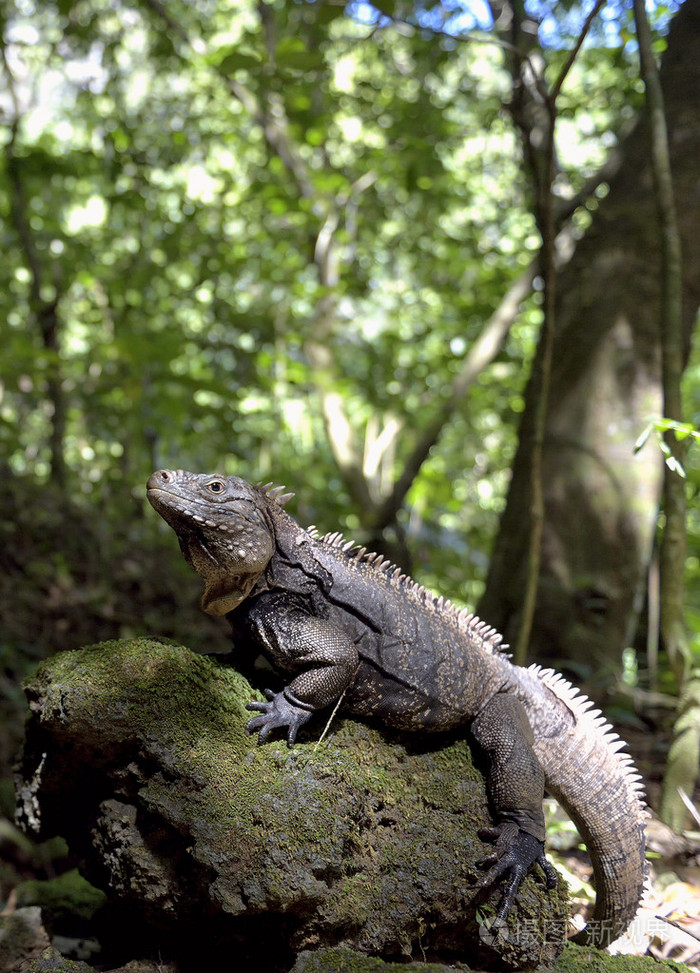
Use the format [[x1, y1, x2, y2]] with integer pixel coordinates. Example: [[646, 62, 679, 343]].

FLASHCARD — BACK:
[[471, 693, 558, 925], [243, 598, 360, 744]]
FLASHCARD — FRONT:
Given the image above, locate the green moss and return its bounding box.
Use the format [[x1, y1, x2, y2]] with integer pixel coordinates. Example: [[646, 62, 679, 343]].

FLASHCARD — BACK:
[[291, 942, 696, 973], [32, 640, 367, 867], [23, 946, 98, 973], [554, 943, 693, 973], [15, 868, 106, 921], [292, 946, 467, 971]]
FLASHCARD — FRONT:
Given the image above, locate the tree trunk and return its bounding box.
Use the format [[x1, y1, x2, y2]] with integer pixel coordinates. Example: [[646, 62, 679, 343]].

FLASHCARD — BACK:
[[479, 0, 700, 672]]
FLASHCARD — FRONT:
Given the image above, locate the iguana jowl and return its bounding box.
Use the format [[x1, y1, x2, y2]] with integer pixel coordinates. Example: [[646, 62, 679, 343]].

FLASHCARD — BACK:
[[147, 468, 648, 946]]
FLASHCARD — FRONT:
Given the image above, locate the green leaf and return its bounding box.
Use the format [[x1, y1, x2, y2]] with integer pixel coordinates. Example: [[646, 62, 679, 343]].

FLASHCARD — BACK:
[[665, 455, 687, 478], [633, 423, 653, 453]]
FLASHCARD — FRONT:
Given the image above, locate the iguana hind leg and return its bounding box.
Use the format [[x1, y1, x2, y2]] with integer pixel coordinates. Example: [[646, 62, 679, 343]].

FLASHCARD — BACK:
[[471, 693, 558, 922]]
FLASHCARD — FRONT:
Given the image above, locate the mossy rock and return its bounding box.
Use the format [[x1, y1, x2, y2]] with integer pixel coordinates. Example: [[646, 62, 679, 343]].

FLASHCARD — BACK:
[[291, 946, 465, 971], [22, 946, 99, 973], [555, 943, 692, 973], [15, 868, 107, 922], [16, 638, 570, 971], [291, 944, 694, 973]]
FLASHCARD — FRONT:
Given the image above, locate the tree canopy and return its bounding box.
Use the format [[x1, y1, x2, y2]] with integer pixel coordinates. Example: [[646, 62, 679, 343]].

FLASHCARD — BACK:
[[5, 0, 686, 602]]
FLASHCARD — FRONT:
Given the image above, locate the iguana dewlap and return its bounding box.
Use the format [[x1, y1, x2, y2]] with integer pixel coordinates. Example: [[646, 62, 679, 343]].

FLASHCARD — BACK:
[[147, 468, 648, 946]]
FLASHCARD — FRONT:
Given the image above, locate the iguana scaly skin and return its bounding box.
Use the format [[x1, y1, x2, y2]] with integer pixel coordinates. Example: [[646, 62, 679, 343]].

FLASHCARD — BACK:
[[147, 469, 648, 946]]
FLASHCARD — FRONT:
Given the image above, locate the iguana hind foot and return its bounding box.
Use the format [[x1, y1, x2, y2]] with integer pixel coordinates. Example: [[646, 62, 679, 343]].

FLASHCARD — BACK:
[[477, 824, 558, 924]]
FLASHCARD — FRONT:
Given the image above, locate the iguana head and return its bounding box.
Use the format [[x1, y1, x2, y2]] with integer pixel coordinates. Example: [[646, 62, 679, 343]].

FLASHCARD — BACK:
[[147, 469, 276, 615]]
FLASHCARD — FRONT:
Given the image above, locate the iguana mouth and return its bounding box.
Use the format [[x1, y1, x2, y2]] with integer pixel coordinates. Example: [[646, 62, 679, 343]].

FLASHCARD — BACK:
[[147, 486, 228, 530], [146, 487, 221, 566], [148, 484, 268, 538]]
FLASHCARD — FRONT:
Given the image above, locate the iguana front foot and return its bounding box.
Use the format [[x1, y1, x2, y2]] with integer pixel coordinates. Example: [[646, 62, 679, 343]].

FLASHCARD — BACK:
[[246, 689, 314, 744], [476, 823, 558, 924]]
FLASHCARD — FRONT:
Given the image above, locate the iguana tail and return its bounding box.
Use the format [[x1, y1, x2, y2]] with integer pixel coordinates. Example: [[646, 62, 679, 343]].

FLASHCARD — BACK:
[[518, 664, 648, 947]]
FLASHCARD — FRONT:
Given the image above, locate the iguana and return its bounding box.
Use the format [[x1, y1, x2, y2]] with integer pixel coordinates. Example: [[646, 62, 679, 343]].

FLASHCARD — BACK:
[[146, 468, 648, 946]]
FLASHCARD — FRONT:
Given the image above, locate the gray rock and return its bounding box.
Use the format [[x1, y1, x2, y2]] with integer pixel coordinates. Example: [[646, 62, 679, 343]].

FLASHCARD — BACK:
[[15, 638, 568, 970], [0, 906, 50, 972]]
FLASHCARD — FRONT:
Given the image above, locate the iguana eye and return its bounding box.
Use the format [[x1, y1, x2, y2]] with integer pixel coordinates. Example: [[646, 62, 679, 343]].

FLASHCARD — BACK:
[[208, 480, 226, 494]]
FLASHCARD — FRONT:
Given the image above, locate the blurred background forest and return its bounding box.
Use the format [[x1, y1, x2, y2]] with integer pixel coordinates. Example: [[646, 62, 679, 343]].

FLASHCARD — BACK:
[[1, 0, 700, 868]]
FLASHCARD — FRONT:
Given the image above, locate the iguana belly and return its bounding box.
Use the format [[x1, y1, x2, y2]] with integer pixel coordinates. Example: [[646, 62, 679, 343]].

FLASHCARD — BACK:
[[343, 660, 469, 731]]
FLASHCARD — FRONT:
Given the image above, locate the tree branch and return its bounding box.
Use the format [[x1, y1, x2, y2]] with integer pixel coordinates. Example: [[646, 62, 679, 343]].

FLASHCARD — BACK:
[[2, 39, 43, 311], [371, 260, 537, 533], [512, 0, 604, 665], [634, 0, 692, 832], [633, 0, 686, 681], [549, 1, 604, 103]]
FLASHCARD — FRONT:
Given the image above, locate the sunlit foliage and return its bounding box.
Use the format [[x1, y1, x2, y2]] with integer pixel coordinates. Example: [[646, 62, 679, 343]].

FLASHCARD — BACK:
[[0, 0, 672, 604]]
